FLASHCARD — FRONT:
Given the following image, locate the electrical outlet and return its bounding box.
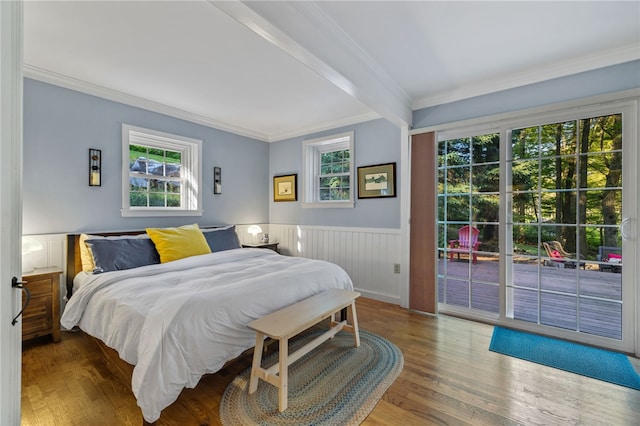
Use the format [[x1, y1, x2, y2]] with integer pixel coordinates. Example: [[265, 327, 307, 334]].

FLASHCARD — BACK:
[[393, 263, 400, 274]]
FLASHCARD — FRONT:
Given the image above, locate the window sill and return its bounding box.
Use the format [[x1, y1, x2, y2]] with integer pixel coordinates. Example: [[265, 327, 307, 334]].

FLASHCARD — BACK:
[[301, 202, 354, 209], [121, 209, 204, 217]]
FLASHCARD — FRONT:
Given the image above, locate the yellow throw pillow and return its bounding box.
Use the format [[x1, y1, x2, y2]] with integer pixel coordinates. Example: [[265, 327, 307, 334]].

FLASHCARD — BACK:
[[79, 234, 95, 272], [146, 224, 211, 263]]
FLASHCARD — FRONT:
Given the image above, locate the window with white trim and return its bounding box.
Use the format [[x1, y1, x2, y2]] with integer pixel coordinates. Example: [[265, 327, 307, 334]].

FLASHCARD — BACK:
[[302, 131, 354, 208], [121, 124, 203, 217]]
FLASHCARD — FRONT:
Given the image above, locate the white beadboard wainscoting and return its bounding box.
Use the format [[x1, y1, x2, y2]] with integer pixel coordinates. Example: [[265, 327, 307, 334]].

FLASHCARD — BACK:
[[268, 224, 402, 304]]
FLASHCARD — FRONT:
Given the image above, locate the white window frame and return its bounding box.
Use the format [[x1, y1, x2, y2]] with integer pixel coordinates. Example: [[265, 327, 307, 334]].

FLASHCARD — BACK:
[[121, 124, 203, 217], [302, 131, 355, 208]]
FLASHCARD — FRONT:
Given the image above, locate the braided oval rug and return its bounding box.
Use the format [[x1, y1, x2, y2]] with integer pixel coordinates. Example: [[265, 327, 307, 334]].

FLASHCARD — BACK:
[[220, 330, 403, 425]]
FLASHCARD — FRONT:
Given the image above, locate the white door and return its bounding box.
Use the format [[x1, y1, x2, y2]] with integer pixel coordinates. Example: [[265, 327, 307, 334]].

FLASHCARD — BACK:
[[0, 1, 24, 424]]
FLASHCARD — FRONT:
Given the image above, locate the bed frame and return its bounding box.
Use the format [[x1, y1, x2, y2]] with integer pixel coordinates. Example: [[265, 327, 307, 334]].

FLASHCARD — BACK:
[[65, 228, 347, 424]]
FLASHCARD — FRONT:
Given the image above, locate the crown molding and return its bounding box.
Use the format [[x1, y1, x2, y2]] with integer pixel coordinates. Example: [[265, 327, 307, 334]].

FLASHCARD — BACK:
[[412, 44, 640, 111], [23, 64, 271, 142], [23, 64, 382, 144]]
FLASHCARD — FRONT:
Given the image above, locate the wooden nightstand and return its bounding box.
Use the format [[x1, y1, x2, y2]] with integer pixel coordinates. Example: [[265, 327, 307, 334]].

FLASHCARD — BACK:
[[242, 242, 280, 253], [21, 267, 62, 343]]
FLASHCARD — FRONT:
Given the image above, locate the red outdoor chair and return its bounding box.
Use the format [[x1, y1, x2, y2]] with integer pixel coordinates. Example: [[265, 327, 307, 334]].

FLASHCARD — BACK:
[[448, 225, 481, 264], [542, 241, 586, 269]]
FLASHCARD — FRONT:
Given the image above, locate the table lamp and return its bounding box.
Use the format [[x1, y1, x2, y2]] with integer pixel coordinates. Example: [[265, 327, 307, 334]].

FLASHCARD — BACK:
[[22, 236, 43, 273]]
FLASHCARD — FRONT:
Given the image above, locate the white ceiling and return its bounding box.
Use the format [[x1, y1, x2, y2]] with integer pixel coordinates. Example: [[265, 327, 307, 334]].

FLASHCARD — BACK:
[[23, 1, 640, 142]]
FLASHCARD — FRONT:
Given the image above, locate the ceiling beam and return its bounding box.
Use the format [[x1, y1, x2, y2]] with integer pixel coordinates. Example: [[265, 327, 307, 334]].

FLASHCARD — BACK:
[[211, 0, 412, 128]]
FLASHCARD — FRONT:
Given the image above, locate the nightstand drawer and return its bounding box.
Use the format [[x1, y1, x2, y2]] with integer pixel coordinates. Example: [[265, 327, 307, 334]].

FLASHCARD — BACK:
[[22, 296, 52, 339], [21, 267, 62, 343], [24, 277, 53, 298]]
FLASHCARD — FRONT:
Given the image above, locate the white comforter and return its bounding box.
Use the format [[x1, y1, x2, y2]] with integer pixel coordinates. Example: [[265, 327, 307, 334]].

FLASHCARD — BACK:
[[60, 248, 353, 423]]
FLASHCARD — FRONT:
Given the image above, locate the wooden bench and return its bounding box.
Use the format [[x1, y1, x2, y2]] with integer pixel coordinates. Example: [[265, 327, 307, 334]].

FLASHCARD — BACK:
[[247, 289, 361, 412]]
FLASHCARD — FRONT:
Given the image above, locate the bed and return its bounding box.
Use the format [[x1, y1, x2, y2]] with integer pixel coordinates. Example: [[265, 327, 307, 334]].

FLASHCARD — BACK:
[[61, 225, 354, 423]]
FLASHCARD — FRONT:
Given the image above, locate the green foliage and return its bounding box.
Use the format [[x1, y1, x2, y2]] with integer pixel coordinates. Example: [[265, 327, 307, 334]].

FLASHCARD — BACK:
[[130, 144, 181, 164], [438, 114, 622, 250]]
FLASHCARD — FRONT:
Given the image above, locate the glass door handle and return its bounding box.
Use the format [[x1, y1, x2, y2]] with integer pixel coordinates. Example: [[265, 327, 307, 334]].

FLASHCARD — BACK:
[[620, 217, 633, 241]]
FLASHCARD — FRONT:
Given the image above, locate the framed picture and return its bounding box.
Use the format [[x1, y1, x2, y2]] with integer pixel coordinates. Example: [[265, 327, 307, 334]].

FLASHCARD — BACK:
[[273, 174, 297, 202], [357, 162, 396, 199]]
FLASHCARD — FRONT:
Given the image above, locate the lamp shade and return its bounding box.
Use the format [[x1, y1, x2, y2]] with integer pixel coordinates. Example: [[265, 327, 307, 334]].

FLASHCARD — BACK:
[[247, 225, 263, 236], [22, 237, 43, 255]]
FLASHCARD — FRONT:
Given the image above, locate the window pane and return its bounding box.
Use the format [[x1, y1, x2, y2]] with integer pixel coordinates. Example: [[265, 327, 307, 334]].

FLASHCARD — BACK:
[[319, 177, 331, 188], [512, 225, 540, 256], [474, 194, 499, 223], [130, 177, 147, 191], [583, 152, 621, 189], [446, 138, 471, 166], [149, 193, 165, 207], [167, 194, 180, 207], [472, 163, 499, 193], [130, 192, 147, 207], [130, 144, 147, 161], [446, 195, 469, 221], [512, 195, 538, 224], [540, 191, 577, 224], [166, 151, 181, 164], [131, 157, 149, 173], [511, 159, 538, 192], [167, 180, 181, 194], [446, 166, 470, 194], [149, 179, 164, 193], [540, 157, 576, 190], [148, 147, 164, 158], [583, 114, 622, 154], [540, 121, 577, 156], [471, 134, 499, 164], [511, 127, 539, 160]]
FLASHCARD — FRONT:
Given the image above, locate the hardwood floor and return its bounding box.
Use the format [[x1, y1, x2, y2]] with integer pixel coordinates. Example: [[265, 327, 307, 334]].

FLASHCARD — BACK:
[[22, 297, 640, 425]]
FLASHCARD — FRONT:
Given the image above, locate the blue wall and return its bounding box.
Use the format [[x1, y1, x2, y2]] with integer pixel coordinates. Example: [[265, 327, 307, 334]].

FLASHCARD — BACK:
[[413, 60, 640, 129], [269, 119, 401, 228], [23, 61, 639, 234], [23, 78, 270, 234]]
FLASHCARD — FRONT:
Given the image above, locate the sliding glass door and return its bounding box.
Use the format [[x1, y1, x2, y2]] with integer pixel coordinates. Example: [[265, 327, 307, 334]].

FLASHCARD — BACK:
[[437, 132, 501, 319], [436, 101, 636, 351]]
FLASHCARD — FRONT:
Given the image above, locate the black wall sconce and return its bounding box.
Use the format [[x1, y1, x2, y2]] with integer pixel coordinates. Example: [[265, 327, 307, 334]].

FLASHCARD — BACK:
[[214, 166, 222, 194], [89, 148, 101, 186]]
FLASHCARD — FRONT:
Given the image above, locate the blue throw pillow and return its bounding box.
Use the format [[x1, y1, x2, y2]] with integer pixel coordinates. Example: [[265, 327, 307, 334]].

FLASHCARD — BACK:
[[203, 226, 241, 252], [86, 238, 160, 273]]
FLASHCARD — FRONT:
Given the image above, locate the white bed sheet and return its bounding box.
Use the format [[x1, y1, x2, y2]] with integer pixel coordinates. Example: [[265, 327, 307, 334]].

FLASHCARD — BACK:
[[60, 248, 353, 423]]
